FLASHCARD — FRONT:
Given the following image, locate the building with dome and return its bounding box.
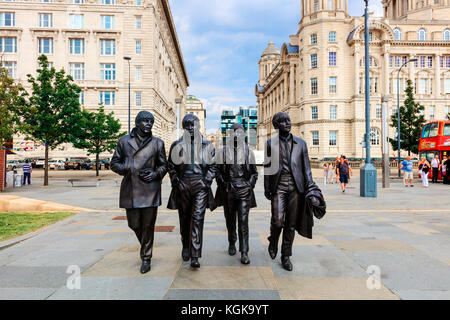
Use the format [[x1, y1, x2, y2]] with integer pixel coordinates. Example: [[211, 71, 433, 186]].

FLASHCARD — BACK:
[[255, 0, 450, 160]]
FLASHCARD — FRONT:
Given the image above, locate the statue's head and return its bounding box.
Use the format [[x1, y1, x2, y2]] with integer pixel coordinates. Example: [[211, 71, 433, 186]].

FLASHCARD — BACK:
[[230, 123, 245, 143], [272, 112, 291, 134], [135, 111, 155, 135], [182, 114, 201, 137]]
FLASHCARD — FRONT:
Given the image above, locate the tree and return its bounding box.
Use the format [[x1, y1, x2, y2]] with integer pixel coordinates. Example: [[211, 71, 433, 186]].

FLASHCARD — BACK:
[[73, 105, 125, 177], [0, 66, 22, 149], [17, 55, 83, 186], [390, 79, 426, 156]]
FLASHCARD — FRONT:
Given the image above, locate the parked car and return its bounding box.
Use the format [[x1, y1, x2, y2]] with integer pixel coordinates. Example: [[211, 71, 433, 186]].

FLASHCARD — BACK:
[[48, 159, 65, 170], [6, 160, 24, 170], [34, 159, 46, 168], [65, 158, 92, 170]]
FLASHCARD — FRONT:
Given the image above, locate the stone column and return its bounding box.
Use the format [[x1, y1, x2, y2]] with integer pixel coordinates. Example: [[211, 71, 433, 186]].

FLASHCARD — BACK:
[[354, 46, 360, 95], [289, 65, 295, 104], [435, 53, 441, 98], [284, 71, 289, 106]]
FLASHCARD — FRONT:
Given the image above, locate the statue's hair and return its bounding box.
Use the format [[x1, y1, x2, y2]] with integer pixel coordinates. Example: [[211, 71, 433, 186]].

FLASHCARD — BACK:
[[135, 111, 155, 126], [182, 113, 200, 129], [272, 112, 290, 129], [230, 123, 244, 131]]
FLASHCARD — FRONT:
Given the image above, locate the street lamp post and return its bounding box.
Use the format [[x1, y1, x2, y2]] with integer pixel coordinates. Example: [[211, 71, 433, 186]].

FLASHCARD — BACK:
[[396, 57, 418, 177], [360, 0, 377, 197], [123, 56, 132, 134]]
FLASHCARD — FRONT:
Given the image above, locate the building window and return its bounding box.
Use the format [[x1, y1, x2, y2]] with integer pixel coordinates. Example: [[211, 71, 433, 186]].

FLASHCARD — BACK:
[[135, 40, 142, 54], [429, 106, 435, 120], [101, 15, 114, 29], [2, 61, 17, 78], [311, 106, 318, 120], [328, 31, 336, 42], [69, 14, 84, 29], [328, 0, 333, 10], [329, 76, 337, 93], [69, 63, 84, 80], [38, 38, 53, 54], [441, 56, 450, 68], [329, 131, 337, 146], [100, 63, 116, 80], [102, 0, 114, 4], [418, 28, 427, 41], [427, 56, 433, 68], [135, 66, 142, 81], [393, 28, 402, 40], [370, 128, 380, 146], [446, 106, 450, 120], [313, 0, 319, 11], [369, 32, 373, 42], [419, 79, 428, 94], [376, 105, 382, 119], [135, 92, 142, 107], [310, 54, 317, 68], [69, 39, 84, 55], [330, 105, 337, 120], [311, 78, 318, 95], [39, 13, 52, 28], [71, 0, 84, 3], [136, 0, 142, 5], [312, 131, 319, 146], [0, 12, 15, 26], [393, 78, 402, 94], [100, 39, 115, 55], [310, 33, 317, 45], [100, 91, 115, 105], [445, 79, 450, 94], [444, 29, 450, 41], [0, 37, 17, 53], [329, 52, 336, 66], [78, 91, 84, 105], [135, 16, 142, 29]]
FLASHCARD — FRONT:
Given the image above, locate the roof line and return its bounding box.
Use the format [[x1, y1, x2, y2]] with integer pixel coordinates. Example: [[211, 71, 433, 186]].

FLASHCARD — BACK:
[[161, 0, 189, 87]]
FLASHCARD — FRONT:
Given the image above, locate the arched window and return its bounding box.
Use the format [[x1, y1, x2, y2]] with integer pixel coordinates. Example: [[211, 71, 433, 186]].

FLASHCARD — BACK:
[[444, 29, 450, 41], [370, 128, 381, 146], [394, 28, 402, 40], [328, 0, 333, 10], [314, 0, 319, 12], [418, 28, 427, 41]]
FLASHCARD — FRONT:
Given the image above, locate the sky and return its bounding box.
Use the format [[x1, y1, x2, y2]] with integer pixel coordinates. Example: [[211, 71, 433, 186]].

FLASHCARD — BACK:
[[169, 0, 384, 134]]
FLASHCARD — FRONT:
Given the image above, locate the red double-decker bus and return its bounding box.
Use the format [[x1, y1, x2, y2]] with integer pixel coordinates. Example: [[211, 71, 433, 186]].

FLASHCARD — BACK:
[[419, 120, 450, 179]]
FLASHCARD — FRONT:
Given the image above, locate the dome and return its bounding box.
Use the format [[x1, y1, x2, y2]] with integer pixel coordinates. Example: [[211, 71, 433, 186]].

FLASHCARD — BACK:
[[262, 42, 280, 57]]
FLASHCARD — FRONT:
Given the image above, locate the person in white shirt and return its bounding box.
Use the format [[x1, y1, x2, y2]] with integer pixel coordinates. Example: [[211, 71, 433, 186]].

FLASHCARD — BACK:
[[431, 155, 440, 183]]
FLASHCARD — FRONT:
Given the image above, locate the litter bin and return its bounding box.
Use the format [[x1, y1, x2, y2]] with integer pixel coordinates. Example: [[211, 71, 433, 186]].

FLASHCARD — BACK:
[[14, 174, 23, 187]]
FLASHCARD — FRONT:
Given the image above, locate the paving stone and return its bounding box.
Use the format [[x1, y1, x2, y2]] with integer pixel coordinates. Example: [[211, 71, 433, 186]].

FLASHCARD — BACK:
[[331, 240, 418, 252], [0, 266, 68, 288], [0, 288, 56, 300], [164, 289, 281, 300], [47, 276, 173, 300], [393, 289, 450, 300]]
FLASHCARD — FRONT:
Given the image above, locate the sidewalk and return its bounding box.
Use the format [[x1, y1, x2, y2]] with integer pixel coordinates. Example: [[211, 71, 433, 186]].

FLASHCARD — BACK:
[[1, 176, 449, 300]]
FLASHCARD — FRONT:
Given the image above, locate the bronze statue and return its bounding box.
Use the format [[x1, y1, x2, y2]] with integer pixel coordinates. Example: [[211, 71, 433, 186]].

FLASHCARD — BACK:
[[167, 114, 216, 268], [111, 111, 168, 274], [264, 112, 315, 271], [215, 123, 258, 264]]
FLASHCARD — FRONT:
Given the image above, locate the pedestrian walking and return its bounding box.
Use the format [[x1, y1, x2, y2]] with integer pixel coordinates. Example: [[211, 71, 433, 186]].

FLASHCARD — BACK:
[[431, 155, 440, 183], [418, 157, 430, 188], [323, 163, 328, 186], [442, 156, 447, 184], [327, 162, 335, 184], [22, 160, 32, 185], [444, 156, 450, 185], [336, 156, 352, 193], [334, 157, 340, 184], [400, 156, 414, 187]]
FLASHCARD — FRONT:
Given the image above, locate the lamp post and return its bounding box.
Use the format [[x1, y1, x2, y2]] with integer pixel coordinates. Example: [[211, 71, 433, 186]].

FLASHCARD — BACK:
[[360, 0, 377, 197], [396, 57, 418, 177], [123, 56, 132, 134]]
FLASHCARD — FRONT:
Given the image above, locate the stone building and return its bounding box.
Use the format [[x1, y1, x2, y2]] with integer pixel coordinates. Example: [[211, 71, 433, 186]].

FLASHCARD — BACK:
[[255, 0, 450, 160], [185, 94, 206, 135], [0, 0, 188, 158]]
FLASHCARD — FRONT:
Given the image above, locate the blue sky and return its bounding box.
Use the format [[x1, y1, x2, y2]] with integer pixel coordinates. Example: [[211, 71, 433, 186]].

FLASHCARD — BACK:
[[169, 0, 383, 134]]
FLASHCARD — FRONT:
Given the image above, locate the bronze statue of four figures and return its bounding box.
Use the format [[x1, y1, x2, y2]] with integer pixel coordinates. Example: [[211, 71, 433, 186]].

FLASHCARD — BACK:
[[112, 111, 325, 274]]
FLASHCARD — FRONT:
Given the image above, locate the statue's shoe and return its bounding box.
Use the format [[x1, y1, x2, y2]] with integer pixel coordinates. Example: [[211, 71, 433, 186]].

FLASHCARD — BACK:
[[140, 260, 151, 274]]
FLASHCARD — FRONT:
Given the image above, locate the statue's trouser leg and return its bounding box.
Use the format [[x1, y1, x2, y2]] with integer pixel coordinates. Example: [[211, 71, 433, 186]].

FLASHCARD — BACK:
[[224, 193, 237, 247], [178, 186, 192, 251], [236, 198, 250, 254], [281, 175, 300, 257], [189, 179, 208, 258], [126, 207, 158, 261]]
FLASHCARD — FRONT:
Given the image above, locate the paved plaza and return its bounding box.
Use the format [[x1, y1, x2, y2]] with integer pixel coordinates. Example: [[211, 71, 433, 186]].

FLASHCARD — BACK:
[[1, 170, 450, 300]]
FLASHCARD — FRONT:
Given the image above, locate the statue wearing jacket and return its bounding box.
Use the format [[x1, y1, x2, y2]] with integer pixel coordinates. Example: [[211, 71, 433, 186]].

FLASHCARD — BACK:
[[167, 114, 216, 269], [111, 111, 168, 274], [215, 123, 258, 265]]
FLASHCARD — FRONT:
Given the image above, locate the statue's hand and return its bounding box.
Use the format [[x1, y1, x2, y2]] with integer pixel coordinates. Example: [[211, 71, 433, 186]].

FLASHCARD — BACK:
[[139, 169, 156, 183]]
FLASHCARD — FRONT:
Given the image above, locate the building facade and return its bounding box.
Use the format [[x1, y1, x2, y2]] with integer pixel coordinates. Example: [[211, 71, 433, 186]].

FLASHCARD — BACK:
[[255, 0, 450, 160], [220, 106, 258, 149], [0, 0, 188, 158], [185, 94, 206, 135]]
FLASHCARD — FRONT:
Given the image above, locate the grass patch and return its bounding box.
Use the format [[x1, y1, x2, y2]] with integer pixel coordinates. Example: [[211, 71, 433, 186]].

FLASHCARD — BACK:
[[0, 212, 76, 242]]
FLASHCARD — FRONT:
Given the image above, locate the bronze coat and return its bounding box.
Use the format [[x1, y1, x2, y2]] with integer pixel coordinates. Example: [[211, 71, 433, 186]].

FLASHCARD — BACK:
[[111, 129, 168, 209], [167, 136, 217, 211], [215, 144, 258, 209]]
